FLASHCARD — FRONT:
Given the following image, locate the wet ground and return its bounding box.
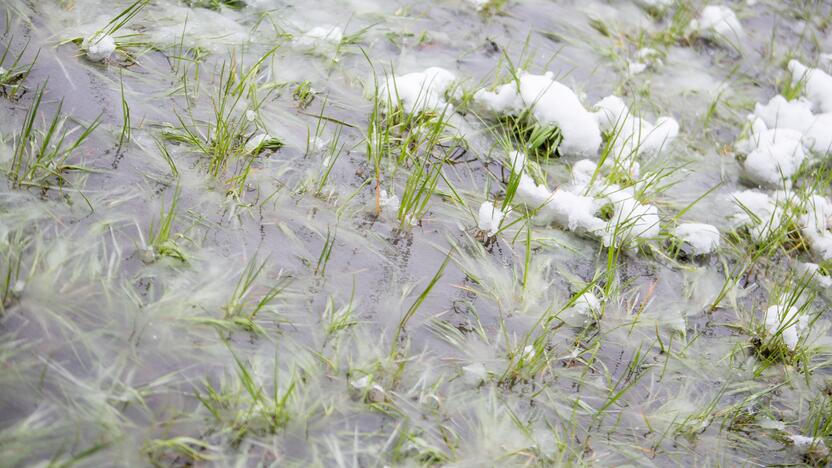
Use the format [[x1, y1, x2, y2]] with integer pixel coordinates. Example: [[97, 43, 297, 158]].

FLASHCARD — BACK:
[[1, 0, 832, 466]]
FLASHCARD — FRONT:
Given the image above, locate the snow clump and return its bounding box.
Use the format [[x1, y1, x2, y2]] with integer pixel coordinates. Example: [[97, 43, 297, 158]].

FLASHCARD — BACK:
[[673, 223, 721, 255], [475, 71, 602, 156], [82, 33, 116, 62]]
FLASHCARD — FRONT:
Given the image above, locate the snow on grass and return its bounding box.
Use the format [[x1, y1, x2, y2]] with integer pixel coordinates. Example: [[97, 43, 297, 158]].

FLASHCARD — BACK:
[[787, 434, 829, 457], [81, 33, 116, 62], [475, 71, 602, 156], [800, 194, 832, 260], [673, 222, 721, 255], [477, 201, 504, 237], [735, 117, 806, 188], [5, 0, 832, 466], [689, 5, 744, 46], [764, 302, 807, 350], [381, 67, 457, 114], [599, 185, 660, 247], [753, 95, 832, 154], [593, 95, 679, 163], [788, 60, 832, 113], [728, 189, 786, 242]]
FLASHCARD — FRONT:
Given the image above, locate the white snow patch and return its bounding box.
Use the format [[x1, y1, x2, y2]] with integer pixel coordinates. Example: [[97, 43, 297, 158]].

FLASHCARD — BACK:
[[571, 159, 598, 188], [764, 302, 807, 350], [382, 67, 456, 114], [798, 262, 832, 288], [800, 194, 832, 260], [467, 0, 491, 10], [514, 174, 555, 208], [295, 25, 343, 48], [82, 33, 116, 62], [548, 190, 606, 234], [561, 291, 601, 326], [244, 133, 270, 154], [728, 189, 788, 242], [600, 185, 661, 247], [593, 95, 679, 160], [788, 435, 828, 455], [477, 201, 505, 237], [753, 95, 832, 153], [379, 189, 401, 218], [736, 117, 806, 187], [674, 223, 721, 255], [788, 60, 832, 113], [689, 5, 744, 44], [475, 71, 602, 156], [513, 174, 605, 236], [627, 61, 647, 75]]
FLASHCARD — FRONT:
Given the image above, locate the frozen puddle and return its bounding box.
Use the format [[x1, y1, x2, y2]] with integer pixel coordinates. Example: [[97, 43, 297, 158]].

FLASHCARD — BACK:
[[1, 0, 832, 466]]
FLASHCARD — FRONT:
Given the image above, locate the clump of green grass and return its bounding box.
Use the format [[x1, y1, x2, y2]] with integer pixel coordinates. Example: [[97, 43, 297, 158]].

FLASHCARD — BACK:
[[194, 351, 299, 444], [396, 153, 445, 229], [314, 227, 337, 276], [496, 110, 563, 164], [0, 37, 38, 99], [162, 48, 282, 199], [651, 3, 696, 47], [292, 80, 315, 109], [363, 61, 461, 223], [323, 286, 357, 339], [0, 235, 26, 314], [780, 66, 808, 101], [145, 185, 187, 263], [184, 0, 247, 10], [7, 85, 100, 190], [223, 255, 289, 322]]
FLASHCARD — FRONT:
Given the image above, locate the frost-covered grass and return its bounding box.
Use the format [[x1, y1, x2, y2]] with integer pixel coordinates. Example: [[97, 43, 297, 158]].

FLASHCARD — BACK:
[[2, 0, 832, 466]]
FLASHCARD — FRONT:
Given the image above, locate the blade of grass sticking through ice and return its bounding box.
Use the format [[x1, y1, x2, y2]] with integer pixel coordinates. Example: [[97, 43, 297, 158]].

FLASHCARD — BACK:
[[390, 249, 453, 358]]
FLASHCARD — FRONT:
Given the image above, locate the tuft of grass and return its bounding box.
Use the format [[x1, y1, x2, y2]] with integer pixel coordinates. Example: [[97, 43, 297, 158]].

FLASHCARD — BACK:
[[391, 250, 452, 358], [0, 235, 26, 314], [314, 227, 337, 277], [162, 47, 281, 199], [292, 80, 315, 109], [184, 0, 247, 10], [8, 84, 100, 190], [223, 254, 289, 322], [117, 71, 130, 151], [323, 283, 357, 338], [0, 37, 38, 99], [146, 185, 187, 263], [396, 152, 444, 229]]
